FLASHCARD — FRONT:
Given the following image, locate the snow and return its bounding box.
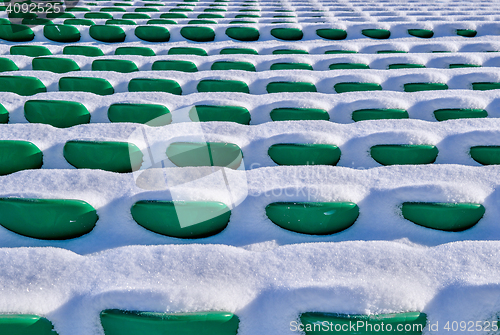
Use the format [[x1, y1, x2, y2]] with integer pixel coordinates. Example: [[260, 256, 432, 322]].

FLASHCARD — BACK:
[[0, 0, 500, 333]]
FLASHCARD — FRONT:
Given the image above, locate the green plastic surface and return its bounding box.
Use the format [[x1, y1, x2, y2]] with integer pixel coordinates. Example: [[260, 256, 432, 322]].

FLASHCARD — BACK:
[[59, 77, 114, 95], [0, 58, 18, 72], [89, 25, 126, 42], [180, 26, 215, 41], [408, 29, 434, 38], [100, 310, 239, 335], [388, 63, 425, 69], [472, 82, 500, 90], [197, 80, 249, 93], [404, 83, 448, 92], [106, 19, 136, 25], [199, 14, 224, 18], [361, 28, 391, 39], [352, 109, 409, 121], [329, 63, 369, 70], [63, 46, 104, 57], [370, 145, 438, 165], [189, 19, 217, 24], [135, 26, 170, 42], [108, 103, 171, 126], [266, 202, 359, 235], [0, 103, 8, 123], [25, 100, 90, 128], [268, 143, 341, 165], [128, 78, 182, 94], [11, 45, 51, 57], [0, 198, 97, 240], [64, 140, 143, 173], [0, 76, 46, 96], [168, 47, 207, 56], [271, 62, 313, 70], [47, 13, 75, 18], [433, 108, 487, 121], [43, 24, 81, 42], [402, 202, 485, 231], [0, 24, 34, 42], [152, 60, 197, 72], [147, 19, 177, 25], [115, 47, 155, 56], [190, 105, 251, 124], [220, 47, 257, 54], [211, 61, 255, 71], [270, 107, 329, 121], [334, 82, 382, 93], [32, 57, 80, 73], [270, 27, 303, 40], [160, 13, 187, 18], [123, 13, 150, 19], [447, 63, 481, 69], [131, 201, 231, 238], [92, 59, 138, 73], [85, 12, 112, 19], [316, 28, 347, 40], [0, 314, 58, 335], [378, 50, 407, 54], [457, 29, 477, 37], [267, 81, 317, 93], [64, 19, 95, 26], [0, 140, 42, 175], [166, 142, 243, 169], [225, 27, 259, 41], [470, 146, 500, 165], [300, 312, 427, 335]]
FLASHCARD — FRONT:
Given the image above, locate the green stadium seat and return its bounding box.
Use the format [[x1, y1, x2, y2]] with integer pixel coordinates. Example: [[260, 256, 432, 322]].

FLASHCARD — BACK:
[[352, 108, 409, 121], [43, 24, 81, 42], [402, 202, 485, 231], [128, 78, 182, 94], [115, 47, 155, 56], [270, 62, 313, 70], [131, 201, 231, 238], [106, 19, 136, 25], [63, 46, 104, 57], [329, 63, 369, 70], [108, 103, 171, 126], [334, 82, 382, 93], [168, 47, 207, 56], [152, 60, 197, 72], [266, 202, 359, 235], [197, 80, 249, 93], [268, 143, 341, 165], [100, 310, 239, 335], [0, 58, 19, 72], [225, 27, 259, 41], [24, 100, 90, 128], [135, 26, 170, 42], [32, 57, 80, 73], [370, 144, 438, 165], [404, 83, 448, 92], [211, 61, 255, 71], [189, 105, 251, 124], [457, 29, 477, 37], [64, 19, 95, 26], [0, 24, 34, 42], [471, 82, 500, 90], [0, 140, 42, 175], [64, 140, 143, 173], [85, 12, 113, 19], [408, 29, 434, 38], [180, 26, 215, 42], [0, 314, 58, 334], [166, 142, 243, 169], [270, 27, 303, 40], [316, 28, 347, 40], [270, 107, 329, 121], [92, 59, 138, 73], [220, 47, 257, 54], [89, 25, 126, 42], [59, 77, 114, 95], [266, 81, 317, 93], [433, 108, 487, 121], [470, 146, 500, 165], [11, 45, 51, 57], [388, 63, 425, 69], [0, 198, 97, 240], [361, 28, 391, 39], [0, 76, 46, 96]]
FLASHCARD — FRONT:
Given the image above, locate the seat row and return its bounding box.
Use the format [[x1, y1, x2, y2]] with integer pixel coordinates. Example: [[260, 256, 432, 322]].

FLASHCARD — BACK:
[[0, 195, 488, 240], [0, 310, 429, 335], [4, 56, 498, 73], [3, 44, 498, 57], [0, 100, 494, 127], [0, 23, 480, 43], [0, 140, 498, 178], [3, 75, 500, 96]]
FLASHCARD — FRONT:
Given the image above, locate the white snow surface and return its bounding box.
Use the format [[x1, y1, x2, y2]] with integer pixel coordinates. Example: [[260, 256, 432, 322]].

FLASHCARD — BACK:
[[1, 0, 500, 334]]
